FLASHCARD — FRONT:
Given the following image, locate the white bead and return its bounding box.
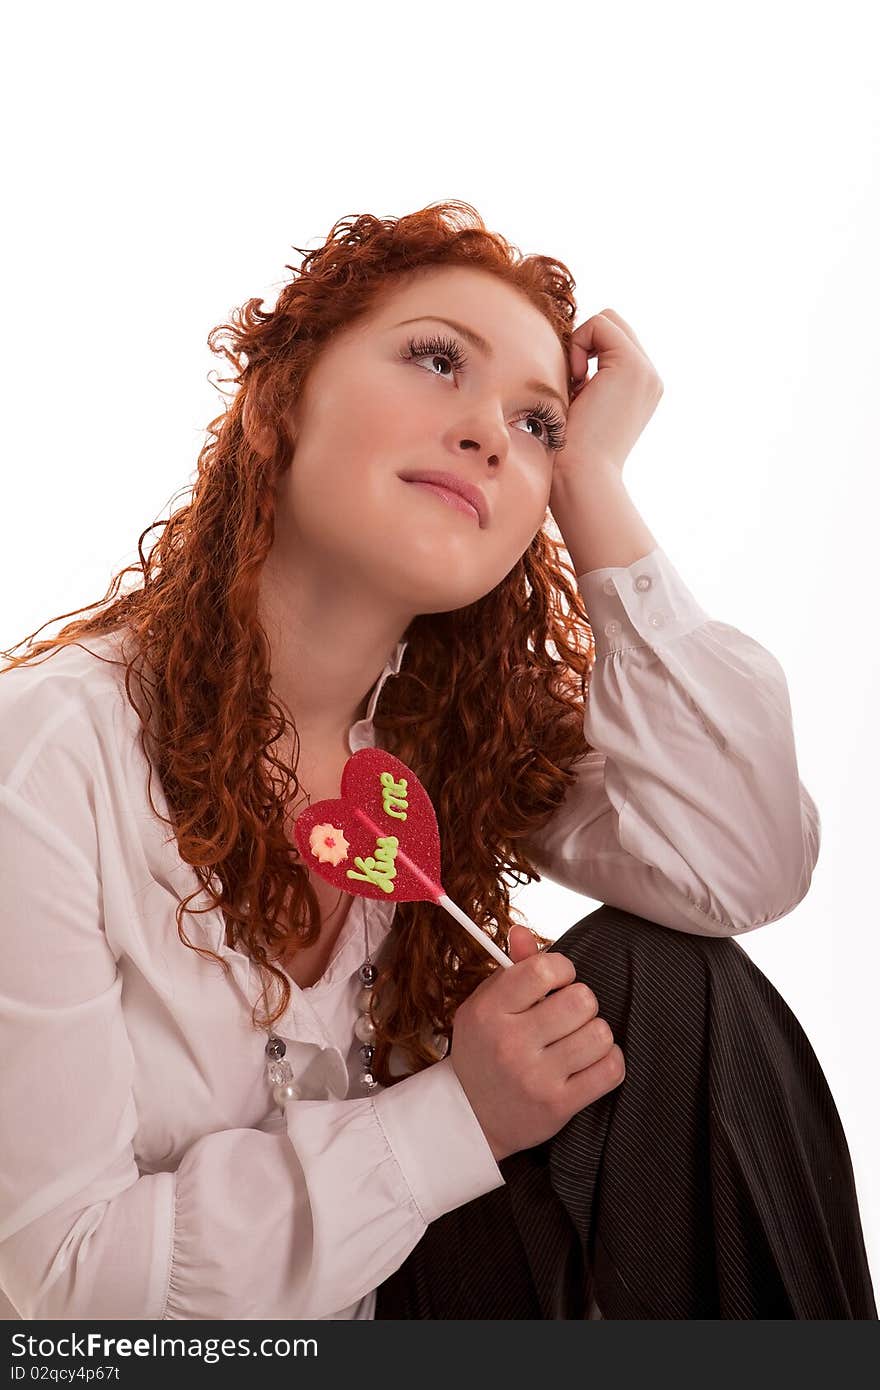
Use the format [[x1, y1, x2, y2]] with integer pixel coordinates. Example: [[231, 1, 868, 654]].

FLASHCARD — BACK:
[[273, 1081, 298, 1105], [354, 1013, 377, 1043], [356, 985, 374, 1012]]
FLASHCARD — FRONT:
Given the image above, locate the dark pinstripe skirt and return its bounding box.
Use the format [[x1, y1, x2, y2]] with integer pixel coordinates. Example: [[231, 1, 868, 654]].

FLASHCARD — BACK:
[[374, 904, 877, 1320]]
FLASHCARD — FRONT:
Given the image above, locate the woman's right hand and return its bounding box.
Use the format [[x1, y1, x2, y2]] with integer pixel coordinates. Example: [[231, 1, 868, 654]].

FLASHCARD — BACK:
[[449, 924, 625, 1163]]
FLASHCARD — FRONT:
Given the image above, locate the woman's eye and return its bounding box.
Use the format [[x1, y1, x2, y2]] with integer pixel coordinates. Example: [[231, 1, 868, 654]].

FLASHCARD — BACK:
[[400, 332, 567, 452], [403, 333, 468, 377], [417, 351, 453, 378]]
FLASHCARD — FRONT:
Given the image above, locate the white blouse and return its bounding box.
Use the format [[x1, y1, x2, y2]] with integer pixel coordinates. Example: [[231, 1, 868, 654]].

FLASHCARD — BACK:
[[0, 544, 821, 1321]]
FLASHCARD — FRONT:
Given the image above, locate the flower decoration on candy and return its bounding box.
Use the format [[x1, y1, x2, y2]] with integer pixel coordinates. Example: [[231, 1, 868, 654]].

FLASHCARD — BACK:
[[309, 824, 350, 866], [292, 747, 513, 970]]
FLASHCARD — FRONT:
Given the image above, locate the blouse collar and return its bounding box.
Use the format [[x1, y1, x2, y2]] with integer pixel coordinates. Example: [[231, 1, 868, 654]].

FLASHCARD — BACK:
[[347, 638, 409, 753]]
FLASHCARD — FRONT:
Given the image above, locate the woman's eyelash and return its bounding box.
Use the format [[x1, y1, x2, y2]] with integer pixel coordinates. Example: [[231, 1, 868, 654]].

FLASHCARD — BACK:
[[399, 332, 568, 451]]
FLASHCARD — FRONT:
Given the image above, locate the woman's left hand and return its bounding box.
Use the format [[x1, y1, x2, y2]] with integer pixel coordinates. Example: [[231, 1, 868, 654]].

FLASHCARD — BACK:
[[553, 308, 664, 484]]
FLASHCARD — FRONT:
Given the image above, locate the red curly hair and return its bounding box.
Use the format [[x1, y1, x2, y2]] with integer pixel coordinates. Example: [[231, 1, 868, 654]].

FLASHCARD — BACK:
[[0, 200, 597, 1087]]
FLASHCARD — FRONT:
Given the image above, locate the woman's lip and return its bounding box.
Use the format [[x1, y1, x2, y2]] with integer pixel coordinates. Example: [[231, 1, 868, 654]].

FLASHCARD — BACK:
[[402, 479, 481, 523]]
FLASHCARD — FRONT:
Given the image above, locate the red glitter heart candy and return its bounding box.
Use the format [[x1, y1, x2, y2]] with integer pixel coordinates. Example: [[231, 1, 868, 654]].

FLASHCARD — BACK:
[[291, 746, 443, 904]]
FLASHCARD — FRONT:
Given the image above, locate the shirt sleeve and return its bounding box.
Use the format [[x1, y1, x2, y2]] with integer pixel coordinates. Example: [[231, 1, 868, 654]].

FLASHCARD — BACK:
[[0, 743, 504, 1321], [522, 545, 821, 937]]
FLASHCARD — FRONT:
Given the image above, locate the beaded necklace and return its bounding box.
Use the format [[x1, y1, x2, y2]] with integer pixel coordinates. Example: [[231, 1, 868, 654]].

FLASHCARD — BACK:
[[263, 907, 379, 1111]]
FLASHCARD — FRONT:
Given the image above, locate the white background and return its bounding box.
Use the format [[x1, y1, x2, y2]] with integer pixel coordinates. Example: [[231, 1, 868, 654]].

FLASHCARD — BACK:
[[2, 1, 877, 1304]]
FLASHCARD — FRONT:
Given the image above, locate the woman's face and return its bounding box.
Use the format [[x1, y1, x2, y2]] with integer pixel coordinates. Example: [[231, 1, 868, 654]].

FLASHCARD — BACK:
[[274, 264, 572, 616]]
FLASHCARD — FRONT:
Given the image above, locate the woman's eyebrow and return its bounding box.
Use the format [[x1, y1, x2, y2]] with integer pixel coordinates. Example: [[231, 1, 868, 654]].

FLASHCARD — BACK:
[[393, 314, 570, 412]]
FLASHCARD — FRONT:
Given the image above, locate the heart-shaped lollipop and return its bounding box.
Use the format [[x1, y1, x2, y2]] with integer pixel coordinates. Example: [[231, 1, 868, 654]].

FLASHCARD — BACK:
[[292, 746, 512, 969]]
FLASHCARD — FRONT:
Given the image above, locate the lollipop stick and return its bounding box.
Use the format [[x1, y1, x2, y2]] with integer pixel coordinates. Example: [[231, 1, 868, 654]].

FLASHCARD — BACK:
[[436, 893, 513, 969], [381, 832, 513, 969]]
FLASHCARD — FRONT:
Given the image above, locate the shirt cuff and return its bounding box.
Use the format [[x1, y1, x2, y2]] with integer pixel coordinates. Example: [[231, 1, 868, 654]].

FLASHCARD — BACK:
[[577, 544, 712, 658], [372, 1055, 505, 1227]]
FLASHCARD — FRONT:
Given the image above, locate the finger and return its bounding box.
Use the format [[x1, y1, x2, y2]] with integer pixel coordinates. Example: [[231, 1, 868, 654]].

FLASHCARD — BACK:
[[593, 307, 653, 362], [570, 310, 651, 368], [493, 948, 577, 1014], [568, 315, 633, 384], [527, 981, 599, 1049], [507, 924, 540, 964], [542, 1014, 615, 1074], [568, 338, 590, 389], [562, 1043, 626, 1110]]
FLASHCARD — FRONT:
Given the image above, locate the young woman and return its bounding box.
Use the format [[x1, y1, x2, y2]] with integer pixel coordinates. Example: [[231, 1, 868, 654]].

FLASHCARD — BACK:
[[0, 201, 874, 1320]]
